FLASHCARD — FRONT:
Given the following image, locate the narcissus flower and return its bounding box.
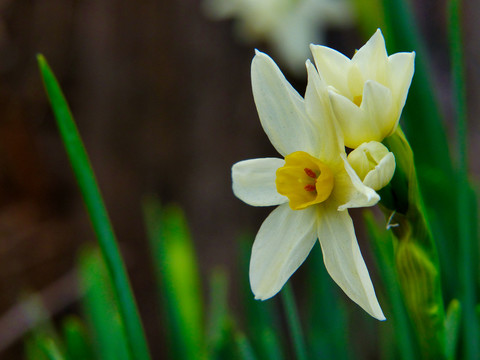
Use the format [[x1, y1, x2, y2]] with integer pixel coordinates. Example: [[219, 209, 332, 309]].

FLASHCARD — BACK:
[[310, 29, 415, 148], [347, 141, 396, 191], [202, 0, 353, 74], [232, 50, 385, 320]]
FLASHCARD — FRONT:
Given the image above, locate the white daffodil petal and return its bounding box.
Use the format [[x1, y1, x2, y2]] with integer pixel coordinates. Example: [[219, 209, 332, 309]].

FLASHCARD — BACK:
[[317, 203, 385, 320], [352, 29, 388, 85], [328, 90, 379, 148], [388, 52, 415, 110], [361, 80, 395, 139], [310, 44, 351, 96], [304, 60, 344, 161], [363, 152, 396, 190], [232, 158, 288, 207], [250, 203, 317, 300], [336, 155, 379, 210], [251, 50, 317, 156]]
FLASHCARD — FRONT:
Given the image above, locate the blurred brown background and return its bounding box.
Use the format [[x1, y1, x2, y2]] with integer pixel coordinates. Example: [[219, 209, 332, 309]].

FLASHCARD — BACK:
[[0, 0, 479, 358]]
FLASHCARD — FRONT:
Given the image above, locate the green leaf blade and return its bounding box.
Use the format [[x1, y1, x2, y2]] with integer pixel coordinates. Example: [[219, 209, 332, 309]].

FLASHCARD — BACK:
[[37, 54, 151, 360]]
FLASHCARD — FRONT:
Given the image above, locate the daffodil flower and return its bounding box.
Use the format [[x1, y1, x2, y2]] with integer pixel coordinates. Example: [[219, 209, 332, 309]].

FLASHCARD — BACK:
[[310, 29, 415, 148], [202, 0, 353, 74], [232, 50, 385, 320], [347, 141, 396, 191]]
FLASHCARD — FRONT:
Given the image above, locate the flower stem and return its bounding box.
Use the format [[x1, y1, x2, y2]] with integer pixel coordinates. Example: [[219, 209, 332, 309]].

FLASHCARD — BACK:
[[281, 283, 308, 360], [382, 129, 446, 358]]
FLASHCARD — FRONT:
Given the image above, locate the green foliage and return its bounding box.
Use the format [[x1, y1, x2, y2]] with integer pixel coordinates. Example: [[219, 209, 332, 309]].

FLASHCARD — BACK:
[[25, 4, 479, 359], [238, 237, 285, 360], [205, 269, 231, 358], [37, 55, 151, 360], [382, 129, 446, 359], [365, 212, 418, 360], [78, 248, 131, 360], [445, 300, 461, 360], [305, 243, 351, 360], [143, 198, 204, 359], [25, 335, 65, 360], [448, 0, 480, 357], [61, 316, 94, 360]]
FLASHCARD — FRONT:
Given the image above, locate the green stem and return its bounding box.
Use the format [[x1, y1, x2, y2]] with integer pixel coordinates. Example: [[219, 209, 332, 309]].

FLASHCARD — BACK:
[[37, 55, 151, 360], [281, 283, 308, 360], [448, 0, 479, 357], [382, 129, 446, 359]]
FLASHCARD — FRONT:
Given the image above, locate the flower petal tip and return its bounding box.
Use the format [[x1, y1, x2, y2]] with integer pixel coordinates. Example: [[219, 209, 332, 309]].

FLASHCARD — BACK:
[[374, 311, 386, 321], [253, 291, 271, 301]]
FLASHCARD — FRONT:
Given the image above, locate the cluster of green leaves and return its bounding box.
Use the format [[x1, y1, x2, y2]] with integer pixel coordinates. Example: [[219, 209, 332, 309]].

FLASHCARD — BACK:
[[356, 0, 479, 359]]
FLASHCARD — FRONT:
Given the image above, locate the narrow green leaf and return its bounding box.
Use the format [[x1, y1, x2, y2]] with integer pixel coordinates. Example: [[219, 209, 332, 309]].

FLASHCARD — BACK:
[[25, 336, 46, 360], [61, 316, 94, 360], [448, 0, 480, 357], [25, 335, 65, 360], [38, 338, 66, 360], [205, 269, 230, 356], [78, 248, 130, 360], [444, 299, 462, 359], [37, 54, 151, 360], [281, 283, 308, 360], [143, 198, 204, 359], [234, 332, 258, 360]]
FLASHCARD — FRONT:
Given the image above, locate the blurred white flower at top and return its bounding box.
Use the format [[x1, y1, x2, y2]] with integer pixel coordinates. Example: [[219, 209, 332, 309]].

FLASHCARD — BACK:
[[203, 0, 354, 74]]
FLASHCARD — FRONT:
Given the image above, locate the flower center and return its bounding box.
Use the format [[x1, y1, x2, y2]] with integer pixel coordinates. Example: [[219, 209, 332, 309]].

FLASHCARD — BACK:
[[276, 151, 334, 210], [353, 94, 363, 107]]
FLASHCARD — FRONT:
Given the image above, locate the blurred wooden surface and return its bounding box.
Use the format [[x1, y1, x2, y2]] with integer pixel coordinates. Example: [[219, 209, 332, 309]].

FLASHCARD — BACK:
[[0, 0, 478, 358]]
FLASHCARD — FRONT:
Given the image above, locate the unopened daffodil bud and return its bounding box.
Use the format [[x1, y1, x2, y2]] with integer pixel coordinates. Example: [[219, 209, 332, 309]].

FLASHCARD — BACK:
[[310, 29, 415, 148], [347, 141, 395, 191]]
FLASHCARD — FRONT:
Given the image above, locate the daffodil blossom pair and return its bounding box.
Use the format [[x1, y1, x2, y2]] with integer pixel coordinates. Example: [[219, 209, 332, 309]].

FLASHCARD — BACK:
[[232, 50, 385, 320], [232, 30, 414, 321]]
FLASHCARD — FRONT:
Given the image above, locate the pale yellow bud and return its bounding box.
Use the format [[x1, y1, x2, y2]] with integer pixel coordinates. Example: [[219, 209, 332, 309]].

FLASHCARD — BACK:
[[347, 141, 395, 190]]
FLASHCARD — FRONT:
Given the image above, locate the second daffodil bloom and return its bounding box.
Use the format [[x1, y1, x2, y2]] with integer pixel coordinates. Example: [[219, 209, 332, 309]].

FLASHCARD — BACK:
[[232, 50, 386, 320], [310, 29, 415, 148]]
